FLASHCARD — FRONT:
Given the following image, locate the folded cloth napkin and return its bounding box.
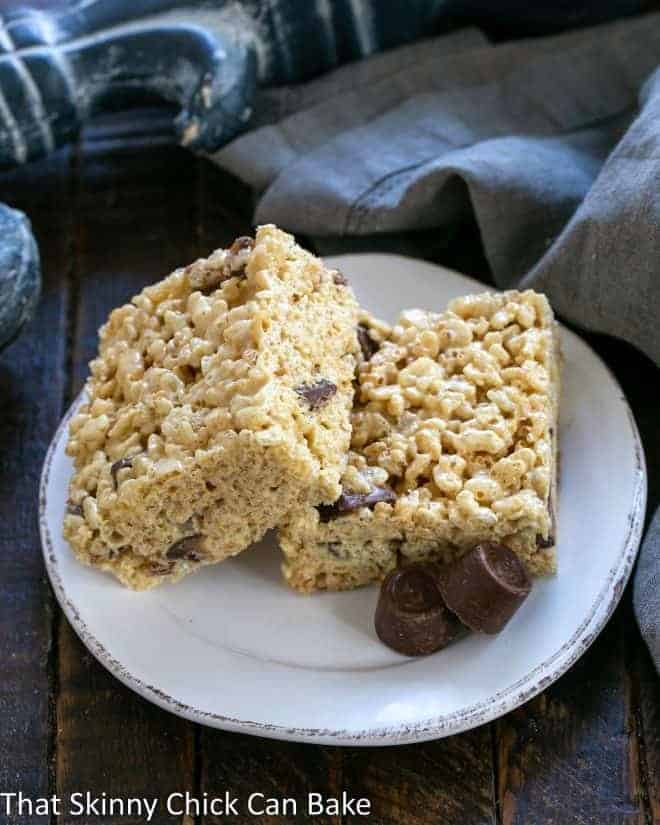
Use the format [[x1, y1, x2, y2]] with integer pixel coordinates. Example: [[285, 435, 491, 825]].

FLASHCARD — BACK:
[[208, 12, 660, 669]]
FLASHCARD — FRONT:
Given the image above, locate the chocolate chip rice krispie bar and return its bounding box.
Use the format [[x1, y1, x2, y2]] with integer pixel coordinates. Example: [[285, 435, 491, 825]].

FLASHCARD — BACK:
[[64, 225, 359, 589], [280, 290, 560, 593]]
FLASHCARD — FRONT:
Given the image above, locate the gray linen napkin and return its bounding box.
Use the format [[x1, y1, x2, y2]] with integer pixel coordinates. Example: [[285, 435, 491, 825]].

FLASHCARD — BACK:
[[209, 14, 660, 669]]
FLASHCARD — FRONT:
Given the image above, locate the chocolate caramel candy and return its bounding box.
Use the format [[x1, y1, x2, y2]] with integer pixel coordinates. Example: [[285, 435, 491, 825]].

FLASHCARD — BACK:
[[375, 563, 463, 656], [437, 542, 531, 634]]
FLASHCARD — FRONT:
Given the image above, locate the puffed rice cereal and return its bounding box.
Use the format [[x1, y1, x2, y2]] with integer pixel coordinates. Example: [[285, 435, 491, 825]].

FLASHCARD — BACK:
[[279, 290, 560, 592], [64, 225, 359, 589]]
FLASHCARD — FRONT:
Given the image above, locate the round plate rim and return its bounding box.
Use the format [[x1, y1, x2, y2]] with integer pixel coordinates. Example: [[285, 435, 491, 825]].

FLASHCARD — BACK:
[[39, 253, 648, 746]]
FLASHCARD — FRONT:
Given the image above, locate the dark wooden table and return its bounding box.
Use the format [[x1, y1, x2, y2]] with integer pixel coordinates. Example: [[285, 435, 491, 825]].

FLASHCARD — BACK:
[[1, 109, 658, 825]]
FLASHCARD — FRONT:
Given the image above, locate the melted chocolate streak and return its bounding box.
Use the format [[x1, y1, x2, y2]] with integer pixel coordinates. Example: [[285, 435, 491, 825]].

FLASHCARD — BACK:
[[295, 379, 337, 409], [318, 486, 396, 522]]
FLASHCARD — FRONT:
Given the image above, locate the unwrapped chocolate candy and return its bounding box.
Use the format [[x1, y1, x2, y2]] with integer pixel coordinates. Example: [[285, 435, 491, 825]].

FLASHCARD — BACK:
[[375, 563, 464, 656], [437, 542, 532, 634]]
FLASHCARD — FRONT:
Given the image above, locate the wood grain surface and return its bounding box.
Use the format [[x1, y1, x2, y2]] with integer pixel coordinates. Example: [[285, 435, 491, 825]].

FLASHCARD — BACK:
[[0, 109, 657, 825], [54, 112, 199, 825], [0, 148, 72, 824]]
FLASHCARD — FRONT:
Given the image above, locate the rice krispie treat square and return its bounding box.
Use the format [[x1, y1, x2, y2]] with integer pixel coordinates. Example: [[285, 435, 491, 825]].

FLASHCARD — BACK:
[[280, 290, 560, 593], [64, 225, 359, 589]]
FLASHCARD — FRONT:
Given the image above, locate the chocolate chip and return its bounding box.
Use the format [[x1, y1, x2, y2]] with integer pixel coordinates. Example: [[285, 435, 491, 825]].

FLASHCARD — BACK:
[[318, 486, 396, 521], [166, 534, 204, 561], [229, 236, 254, 255], [148, 561, 175, 576], [357, 323, 379, 361], [110, 455, 139, 490], [339, 487, 396, 511], [66, 503, 83, 517], [223, 236, 254, 279], [437, 542, 532, 634], [318, 504, 338, 523], [375, 563, 464, 656], [536, 534, 555, 548], [295, 378, 337, 409], [332, 270, 348, 286]]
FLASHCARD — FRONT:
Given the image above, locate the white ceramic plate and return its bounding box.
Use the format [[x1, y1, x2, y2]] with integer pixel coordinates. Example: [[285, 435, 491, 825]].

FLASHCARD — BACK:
[[40, 254, 647, 746]]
